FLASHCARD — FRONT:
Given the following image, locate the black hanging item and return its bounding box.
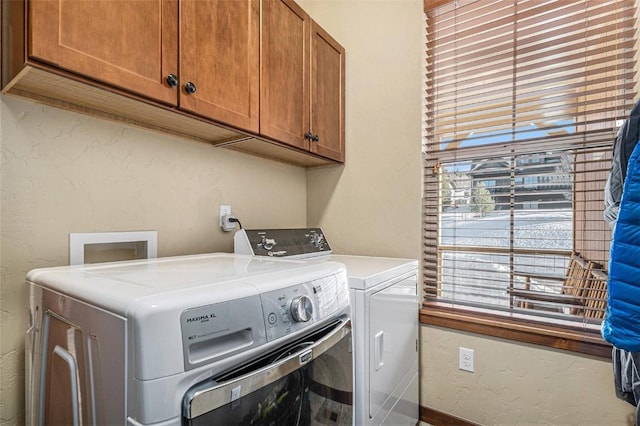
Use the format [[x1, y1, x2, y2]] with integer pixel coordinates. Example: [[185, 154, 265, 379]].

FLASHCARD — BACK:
[[604, 99, 640, 227]]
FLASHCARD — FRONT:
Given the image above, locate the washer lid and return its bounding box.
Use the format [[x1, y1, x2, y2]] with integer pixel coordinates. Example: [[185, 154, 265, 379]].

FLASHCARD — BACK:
[[26, 253, 333, 316]]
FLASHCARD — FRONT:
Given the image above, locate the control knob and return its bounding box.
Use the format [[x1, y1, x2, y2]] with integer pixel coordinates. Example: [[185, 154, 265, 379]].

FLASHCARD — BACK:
[[290, 295, 314, 322], [309, 232, 325, 249], [258, 236, 276, 250]]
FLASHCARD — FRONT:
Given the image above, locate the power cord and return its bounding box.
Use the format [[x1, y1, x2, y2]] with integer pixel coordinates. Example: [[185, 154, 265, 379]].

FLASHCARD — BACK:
[[228, 216, 243, 229], [221, 214, 242, 232]]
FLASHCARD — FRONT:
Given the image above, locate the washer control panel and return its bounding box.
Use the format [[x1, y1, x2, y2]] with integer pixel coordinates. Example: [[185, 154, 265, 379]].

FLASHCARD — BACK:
[[260, 270, 349, 342], [234, 228, 332, 258], [179, 268, 349, 370]]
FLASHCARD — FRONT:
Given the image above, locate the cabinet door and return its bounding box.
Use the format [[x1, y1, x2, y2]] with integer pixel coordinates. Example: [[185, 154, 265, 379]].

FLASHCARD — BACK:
[[29, 0, 178, 105], [310, 21, 345, 162], [261, 0, 310, 150], [180, 0, 260, 132]]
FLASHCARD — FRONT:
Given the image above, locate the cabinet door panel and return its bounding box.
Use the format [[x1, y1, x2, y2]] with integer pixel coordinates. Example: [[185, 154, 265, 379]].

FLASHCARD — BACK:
[[180, 0, 259, 132], [261, 0, 310, 150], [311, 22, 345, 162], [29, 0, 178, 105]]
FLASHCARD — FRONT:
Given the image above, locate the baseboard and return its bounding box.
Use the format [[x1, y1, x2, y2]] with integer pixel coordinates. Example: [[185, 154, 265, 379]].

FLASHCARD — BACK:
[[420, 405, 478, 426]]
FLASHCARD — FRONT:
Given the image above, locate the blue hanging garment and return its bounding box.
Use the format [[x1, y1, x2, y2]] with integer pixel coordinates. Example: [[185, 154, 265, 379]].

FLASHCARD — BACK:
[[603, 143, 640, 350]]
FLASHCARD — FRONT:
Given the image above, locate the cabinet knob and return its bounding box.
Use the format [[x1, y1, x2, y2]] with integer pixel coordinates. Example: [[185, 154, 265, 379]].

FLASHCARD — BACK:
[[304, 131, 313, 141], [165, 74, 179, 87], [184, 82, 197, 94], [312, 134, 320, 142]]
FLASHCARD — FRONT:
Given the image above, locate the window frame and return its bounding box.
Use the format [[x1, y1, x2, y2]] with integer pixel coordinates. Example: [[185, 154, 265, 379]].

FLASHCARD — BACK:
[[419, 303, 610, 358], [420, 0, 635, 358]]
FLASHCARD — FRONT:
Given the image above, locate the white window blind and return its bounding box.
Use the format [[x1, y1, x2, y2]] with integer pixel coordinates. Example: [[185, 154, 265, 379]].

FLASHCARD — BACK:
[[423, 0, 638, 326]]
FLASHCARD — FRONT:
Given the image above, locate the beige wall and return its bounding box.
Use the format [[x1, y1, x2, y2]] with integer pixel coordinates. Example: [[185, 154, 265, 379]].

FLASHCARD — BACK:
[[0, 96, 307, 423], [422, 326, 635, 424], [300, 0, 423, 259]]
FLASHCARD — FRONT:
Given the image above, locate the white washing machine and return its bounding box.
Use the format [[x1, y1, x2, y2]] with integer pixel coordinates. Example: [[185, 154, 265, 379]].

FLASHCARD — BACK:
[[235, 228, 419, 426], [25, 253, 354, 425]]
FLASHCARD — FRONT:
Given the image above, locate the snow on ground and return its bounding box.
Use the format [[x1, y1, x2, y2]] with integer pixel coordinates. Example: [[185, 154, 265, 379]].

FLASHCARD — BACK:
[[437, 208, 573, 309], [440, 208, 572, 250]]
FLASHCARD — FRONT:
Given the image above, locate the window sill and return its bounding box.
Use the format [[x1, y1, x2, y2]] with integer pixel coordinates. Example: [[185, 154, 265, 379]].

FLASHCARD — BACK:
[[420, 302, 611, 359]]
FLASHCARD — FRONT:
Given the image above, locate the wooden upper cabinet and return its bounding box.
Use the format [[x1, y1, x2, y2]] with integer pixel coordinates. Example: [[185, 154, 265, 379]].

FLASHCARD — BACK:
[[28, 0, 179, 105], [261, 0, 345, 162], [310, 21, 345, 163], [12, 0, 343, 165], [180, 0, 260, 132], [261, 0, 311, 151]]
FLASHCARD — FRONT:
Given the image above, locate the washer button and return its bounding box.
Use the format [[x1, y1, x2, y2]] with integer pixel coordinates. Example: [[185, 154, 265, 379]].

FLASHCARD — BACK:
[[267, 312, 278, 325]]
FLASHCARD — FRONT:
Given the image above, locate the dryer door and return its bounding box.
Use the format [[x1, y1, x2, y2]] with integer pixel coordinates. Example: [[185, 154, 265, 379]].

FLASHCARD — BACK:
[[368, 275, 418, 420]]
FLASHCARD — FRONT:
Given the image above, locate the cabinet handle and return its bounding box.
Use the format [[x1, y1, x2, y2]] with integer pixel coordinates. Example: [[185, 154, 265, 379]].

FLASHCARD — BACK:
[[166, 74, 179, 87], [184, 82, 197, 94], [304, 131, 313, 141], [312, 134, 320, 142]]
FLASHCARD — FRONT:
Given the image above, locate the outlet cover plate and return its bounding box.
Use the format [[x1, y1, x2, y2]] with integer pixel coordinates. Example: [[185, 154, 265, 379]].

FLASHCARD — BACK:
[[219, 205, 231, 226], [459, 347, 475, 372]]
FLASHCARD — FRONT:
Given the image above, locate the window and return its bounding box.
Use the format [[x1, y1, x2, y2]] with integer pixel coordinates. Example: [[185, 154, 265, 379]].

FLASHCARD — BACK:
[[422, 0, 638, 354]]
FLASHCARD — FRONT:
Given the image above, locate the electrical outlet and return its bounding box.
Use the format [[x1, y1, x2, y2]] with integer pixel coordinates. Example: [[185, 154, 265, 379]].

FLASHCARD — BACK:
[[219, 205, 231, 227], [459, 347, 474, 372]]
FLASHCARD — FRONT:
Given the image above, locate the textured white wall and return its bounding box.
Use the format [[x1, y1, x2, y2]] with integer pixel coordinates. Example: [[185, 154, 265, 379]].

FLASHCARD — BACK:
[[0, 95, 307, 423]]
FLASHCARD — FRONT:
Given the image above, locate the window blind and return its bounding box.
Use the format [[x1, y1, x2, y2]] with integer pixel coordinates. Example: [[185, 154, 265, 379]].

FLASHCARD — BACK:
[[423, 0, 638, 326]]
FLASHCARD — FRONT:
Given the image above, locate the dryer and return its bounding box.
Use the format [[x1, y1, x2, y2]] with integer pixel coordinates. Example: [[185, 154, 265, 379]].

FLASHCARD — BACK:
[[235, 228, 419, 426]]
